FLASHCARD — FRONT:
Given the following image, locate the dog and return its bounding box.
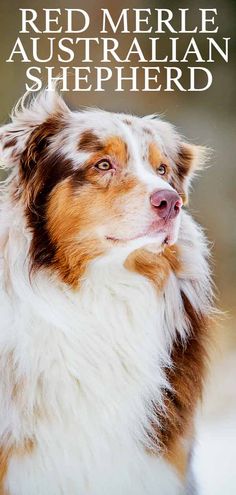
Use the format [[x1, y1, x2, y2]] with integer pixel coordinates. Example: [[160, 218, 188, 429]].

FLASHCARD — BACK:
[[0, 91, 213, 495]]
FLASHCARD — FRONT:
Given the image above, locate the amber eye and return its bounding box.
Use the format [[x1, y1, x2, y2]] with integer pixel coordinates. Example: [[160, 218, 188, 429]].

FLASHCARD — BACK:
[[95, 160, 112, 171], [157, 164, 167, 176]]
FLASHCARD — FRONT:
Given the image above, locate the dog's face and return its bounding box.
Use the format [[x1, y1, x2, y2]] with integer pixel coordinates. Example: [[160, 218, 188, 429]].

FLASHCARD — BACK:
[[1, 92, 205, 287]]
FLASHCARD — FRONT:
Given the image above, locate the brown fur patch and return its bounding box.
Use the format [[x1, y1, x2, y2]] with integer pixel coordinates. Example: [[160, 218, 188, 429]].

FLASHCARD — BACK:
[[2, 137, 17, 149], [125, 245, 180, 291], [164, 435, 190, 479], [0, 439, 35, 494], [78, 132, 129, 165], [20, 116, 65, 184], [171, 143, 198, 204], [148, 142, 170, 178], [103, 136, 128, 166], [46, 180, 105, 287], [17, 116, 75, 270], [79, 130, 103, 153], [148, 142, 163, 169], [26, 151, 74, 271], [177, 143, 196, 178], [0, 446, 10, 493], [150, 292, 209, 474]]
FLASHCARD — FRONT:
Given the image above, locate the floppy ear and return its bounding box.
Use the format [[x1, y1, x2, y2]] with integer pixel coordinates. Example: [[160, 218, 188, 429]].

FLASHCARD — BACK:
[[173, 142, 209, 204], [0, 89, 70, 171]]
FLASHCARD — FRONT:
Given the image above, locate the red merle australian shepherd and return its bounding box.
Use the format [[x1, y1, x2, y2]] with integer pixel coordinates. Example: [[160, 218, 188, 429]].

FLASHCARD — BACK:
[[0, 91, 214, 495]]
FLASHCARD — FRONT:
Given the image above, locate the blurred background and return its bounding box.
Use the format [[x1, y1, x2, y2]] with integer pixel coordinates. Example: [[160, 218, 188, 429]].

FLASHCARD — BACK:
[[0, 0, 235, 493]]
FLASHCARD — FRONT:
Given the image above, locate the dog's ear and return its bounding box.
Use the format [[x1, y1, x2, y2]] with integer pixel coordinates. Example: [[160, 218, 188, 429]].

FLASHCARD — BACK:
[[0, 90, 70, 170], [172, 142, 209, 204]]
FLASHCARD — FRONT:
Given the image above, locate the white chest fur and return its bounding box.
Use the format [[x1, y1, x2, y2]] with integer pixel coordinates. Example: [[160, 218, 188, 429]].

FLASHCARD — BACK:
[[0, 211, 210, 495], [1, 258, 183, 494]]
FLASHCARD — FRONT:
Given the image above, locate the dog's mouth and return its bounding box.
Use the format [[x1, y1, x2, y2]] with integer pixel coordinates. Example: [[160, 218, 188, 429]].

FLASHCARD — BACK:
[[105, 220, 178, 246]]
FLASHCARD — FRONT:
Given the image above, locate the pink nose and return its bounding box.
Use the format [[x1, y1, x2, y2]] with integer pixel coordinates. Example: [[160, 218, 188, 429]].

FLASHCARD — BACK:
[[150, 189, 182, 220]]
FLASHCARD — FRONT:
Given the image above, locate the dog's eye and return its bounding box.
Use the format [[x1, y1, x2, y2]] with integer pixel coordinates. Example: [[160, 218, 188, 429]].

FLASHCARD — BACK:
[[157, 164, 167, 176], [95, 160, 112, 171]]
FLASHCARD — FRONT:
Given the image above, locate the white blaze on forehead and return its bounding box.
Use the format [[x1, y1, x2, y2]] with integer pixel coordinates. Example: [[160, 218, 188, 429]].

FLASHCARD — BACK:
[[118, 119, 174, 193]]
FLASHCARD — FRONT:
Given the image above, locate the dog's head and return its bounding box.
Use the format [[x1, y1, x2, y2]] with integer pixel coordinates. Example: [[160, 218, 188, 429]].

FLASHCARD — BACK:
[[0, 91, 206, 286]]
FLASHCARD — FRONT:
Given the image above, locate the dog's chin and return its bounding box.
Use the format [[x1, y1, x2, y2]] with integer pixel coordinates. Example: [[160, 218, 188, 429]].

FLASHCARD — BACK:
[[104, 216, 181, 260]]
